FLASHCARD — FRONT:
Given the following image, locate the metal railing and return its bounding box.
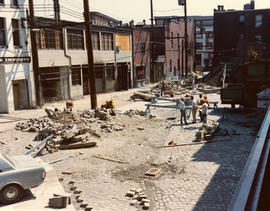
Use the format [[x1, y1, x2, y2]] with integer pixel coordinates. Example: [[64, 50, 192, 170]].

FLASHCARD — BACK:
[[228, 107, 270, 211]]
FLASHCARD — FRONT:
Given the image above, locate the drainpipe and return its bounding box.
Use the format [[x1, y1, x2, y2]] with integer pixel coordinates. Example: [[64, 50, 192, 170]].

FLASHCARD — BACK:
[[130, 20, 136, 88], [63, 28, 72, 99]]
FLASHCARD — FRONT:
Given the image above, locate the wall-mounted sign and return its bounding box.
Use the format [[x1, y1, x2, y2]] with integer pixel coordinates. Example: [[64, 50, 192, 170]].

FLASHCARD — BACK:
[[0, 57, 31, 64], [178, 0, 185, 6]]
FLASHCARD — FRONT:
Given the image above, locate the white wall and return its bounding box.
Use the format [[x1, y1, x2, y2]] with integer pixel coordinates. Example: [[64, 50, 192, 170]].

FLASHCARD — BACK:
[[0, 2, 35, 113], [0, 66, 8, 113]]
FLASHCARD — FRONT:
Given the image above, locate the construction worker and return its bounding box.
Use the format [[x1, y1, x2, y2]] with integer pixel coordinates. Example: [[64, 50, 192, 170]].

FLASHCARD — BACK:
[[45, 107, 60, 119], [191, 96, 197, 123], [161, 81, 166, 96], [199, 102, 208, 123], [204, 95, 210, 108], [197, 94, 205, 122], [180, 98, 187, 125]]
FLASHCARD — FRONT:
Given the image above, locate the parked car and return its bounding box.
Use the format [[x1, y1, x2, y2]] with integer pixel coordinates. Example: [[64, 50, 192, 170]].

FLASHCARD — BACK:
[[0, 153, 46, 205]]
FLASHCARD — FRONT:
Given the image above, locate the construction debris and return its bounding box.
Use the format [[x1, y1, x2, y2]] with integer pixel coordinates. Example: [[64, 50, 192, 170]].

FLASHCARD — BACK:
[[15, 108, 126, 153], [124, 109, 152, 118], [92, 155, 128, 164], [126, 188, 150, 210], [145, 168, 163, 177], [195, 120, 220, 140]]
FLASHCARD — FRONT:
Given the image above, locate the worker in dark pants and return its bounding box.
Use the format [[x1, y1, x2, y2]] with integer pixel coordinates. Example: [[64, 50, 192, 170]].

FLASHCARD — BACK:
[[197, 94, 205, 122], [161, 81, 165, 96], [180, 98, 187, 125]]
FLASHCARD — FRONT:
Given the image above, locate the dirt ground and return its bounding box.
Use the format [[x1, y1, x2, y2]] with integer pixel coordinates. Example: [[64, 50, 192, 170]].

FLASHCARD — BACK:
[[0, 85, 266, 211]]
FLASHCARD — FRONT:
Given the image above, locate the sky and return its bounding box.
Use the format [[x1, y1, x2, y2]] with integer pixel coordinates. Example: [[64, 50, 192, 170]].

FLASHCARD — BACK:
[[36, 0, 270, 24]]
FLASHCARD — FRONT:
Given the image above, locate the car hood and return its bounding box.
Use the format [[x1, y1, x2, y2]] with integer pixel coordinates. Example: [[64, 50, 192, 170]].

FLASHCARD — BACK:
[[9, 155, 43, 169]]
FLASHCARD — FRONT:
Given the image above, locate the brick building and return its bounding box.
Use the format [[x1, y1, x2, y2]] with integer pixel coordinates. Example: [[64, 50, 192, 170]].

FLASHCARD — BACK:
[[214, 2, 270, 65]]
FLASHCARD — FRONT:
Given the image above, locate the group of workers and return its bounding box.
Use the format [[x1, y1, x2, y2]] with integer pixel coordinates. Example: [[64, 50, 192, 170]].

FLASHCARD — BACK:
[[179, 94, 210, 125]]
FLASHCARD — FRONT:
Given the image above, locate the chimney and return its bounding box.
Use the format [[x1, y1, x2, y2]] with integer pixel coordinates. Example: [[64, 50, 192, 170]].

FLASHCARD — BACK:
[[129, 20, 134, 27], [221, 5, 224, 11], [119, 21, 122, 26], [217, 5, 221, 11], [250, 0, 255, 9], [143, 19, 146, 25]]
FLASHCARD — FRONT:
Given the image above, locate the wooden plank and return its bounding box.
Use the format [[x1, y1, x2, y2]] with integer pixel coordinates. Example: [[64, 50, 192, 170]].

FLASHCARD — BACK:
[[158, 139, 230, 148], [92, 155, 128, 164], [58, 142, 96, 150], [145, 168, 163, 177]]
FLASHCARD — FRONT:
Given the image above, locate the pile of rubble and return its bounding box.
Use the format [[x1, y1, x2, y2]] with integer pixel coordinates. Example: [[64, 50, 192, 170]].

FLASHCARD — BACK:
[[16, 108, 125, 152], [123, 109, 154, 118], [195, 120, 220, 140]]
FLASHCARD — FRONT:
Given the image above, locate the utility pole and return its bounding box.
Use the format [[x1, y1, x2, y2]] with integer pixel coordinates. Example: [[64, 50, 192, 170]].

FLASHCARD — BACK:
[[83, 0, 97, 109], [150, 0, 154, 83], [28, 0, 43, 106], [184, 0, 188, 78], [53, 0, 60, 28]]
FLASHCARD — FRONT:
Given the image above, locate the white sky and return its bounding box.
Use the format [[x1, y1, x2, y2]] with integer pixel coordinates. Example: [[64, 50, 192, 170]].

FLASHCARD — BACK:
[[36, 0, 270, 24]]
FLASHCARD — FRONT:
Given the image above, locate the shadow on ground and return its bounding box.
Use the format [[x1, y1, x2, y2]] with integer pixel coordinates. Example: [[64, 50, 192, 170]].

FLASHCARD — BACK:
[[192, 109, 265, 211]]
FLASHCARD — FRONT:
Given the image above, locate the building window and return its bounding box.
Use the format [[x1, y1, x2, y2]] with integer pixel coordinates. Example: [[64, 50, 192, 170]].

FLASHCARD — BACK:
[[20, 18, 26, 28], [206, 32, 213, 39], [67, 29, 84, 50], [206, 42, 213, 49], [106, 64, 115, 80], [171, 32, 173, 48], [240, 15, 245, 22], [255, 15, 262, 28], [140, 42, 145, 54], [12, 19, 20, 47], [196, 33, 203, 39], [11, 0, 18, 7], [0, 0, 4, 5], [239, 34, 244, 40], [101, 33, 113, 50], [92, 32, 100, 50], [255, 35, 262, 41], [37, 30, 62, 49], [170, 59, 172, 72], [136, 66, 145, 80], [0, 17, 6, 46], [71, 68, 81, 85], [196, 42, 203, 50]]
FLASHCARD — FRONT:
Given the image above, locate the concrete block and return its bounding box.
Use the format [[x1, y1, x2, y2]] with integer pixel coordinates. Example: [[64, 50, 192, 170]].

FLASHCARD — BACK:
[[85, 207, 92, 211], [76, 199, 83, 203], [49, 196, 68, 208], [130, 200, 137, 206], [74, 190, 82, 194], [70, 186, 77, 191], [143, 202, 150, 210], [125, 191, 134, 197]]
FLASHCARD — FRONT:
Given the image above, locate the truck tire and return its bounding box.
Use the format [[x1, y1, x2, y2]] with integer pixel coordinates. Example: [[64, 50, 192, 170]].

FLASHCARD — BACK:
[[0, 184, 24, 205]]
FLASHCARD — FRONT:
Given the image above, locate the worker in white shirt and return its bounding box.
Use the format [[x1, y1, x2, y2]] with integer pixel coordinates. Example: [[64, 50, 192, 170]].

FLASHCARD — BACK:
[[199, 102, 208, 123], [191, 96, 197, 123], [180, 98, 187, 125]]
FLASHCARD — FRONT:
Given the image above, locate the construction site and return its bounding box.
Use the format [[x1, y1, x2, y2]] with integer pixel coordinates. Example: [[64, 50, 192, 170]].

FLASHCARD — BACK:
[[0, 70, 269, 210]]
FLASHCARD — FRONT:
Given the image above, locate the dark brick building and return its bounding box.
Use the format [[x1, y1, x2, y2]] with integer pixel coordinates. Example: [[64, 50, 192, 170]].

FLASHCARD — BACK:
[[214, 3, 270, 65]]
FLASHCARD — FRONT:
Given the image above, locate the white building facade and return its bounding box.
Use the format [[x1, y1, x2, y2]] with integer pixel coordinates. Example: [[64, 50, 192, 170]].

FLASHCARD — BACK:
[[194, 16, 214, 70], [0, 1, 36, 113]]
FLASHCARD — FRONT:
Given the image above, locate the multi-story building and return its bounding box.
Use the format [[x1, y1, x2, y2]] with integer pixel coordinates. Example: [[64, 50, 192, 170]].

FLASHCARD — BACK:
[[34, 14, 133, 104], [0, 1, 35, 113], [189, 16, 214, 70], [213, 1, 270, 65], [154, 16, 196, 80], [131, 21, 151, 86]]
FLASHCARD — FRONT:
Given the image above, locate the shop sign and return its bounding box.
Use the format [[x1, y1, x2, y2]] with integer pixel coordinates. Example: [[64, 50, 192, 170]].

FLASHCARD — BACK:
[[0, 57, 31, 64]]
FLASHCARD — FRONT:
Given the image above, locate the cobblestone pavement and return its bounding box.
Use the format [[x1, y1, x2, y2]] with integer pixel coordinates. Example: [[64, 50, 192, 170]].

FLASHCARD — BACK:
[[138, 108, 263, 211]]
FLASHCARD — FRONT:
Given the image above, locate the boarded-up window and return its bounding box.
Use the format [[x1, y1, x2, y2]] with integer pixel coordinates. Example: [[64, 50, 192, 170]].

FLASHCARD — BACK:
[[106, 64, 115, 80], [0, 0, 4, 4], [12, 19, 20, 47], [71, 68, 81, 85], [0, 17, 6, 46], [101, 33, 113, 50], [67, 29, 84, 50], [115, 34, 130, 51], [92, 32, 100, 50]]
